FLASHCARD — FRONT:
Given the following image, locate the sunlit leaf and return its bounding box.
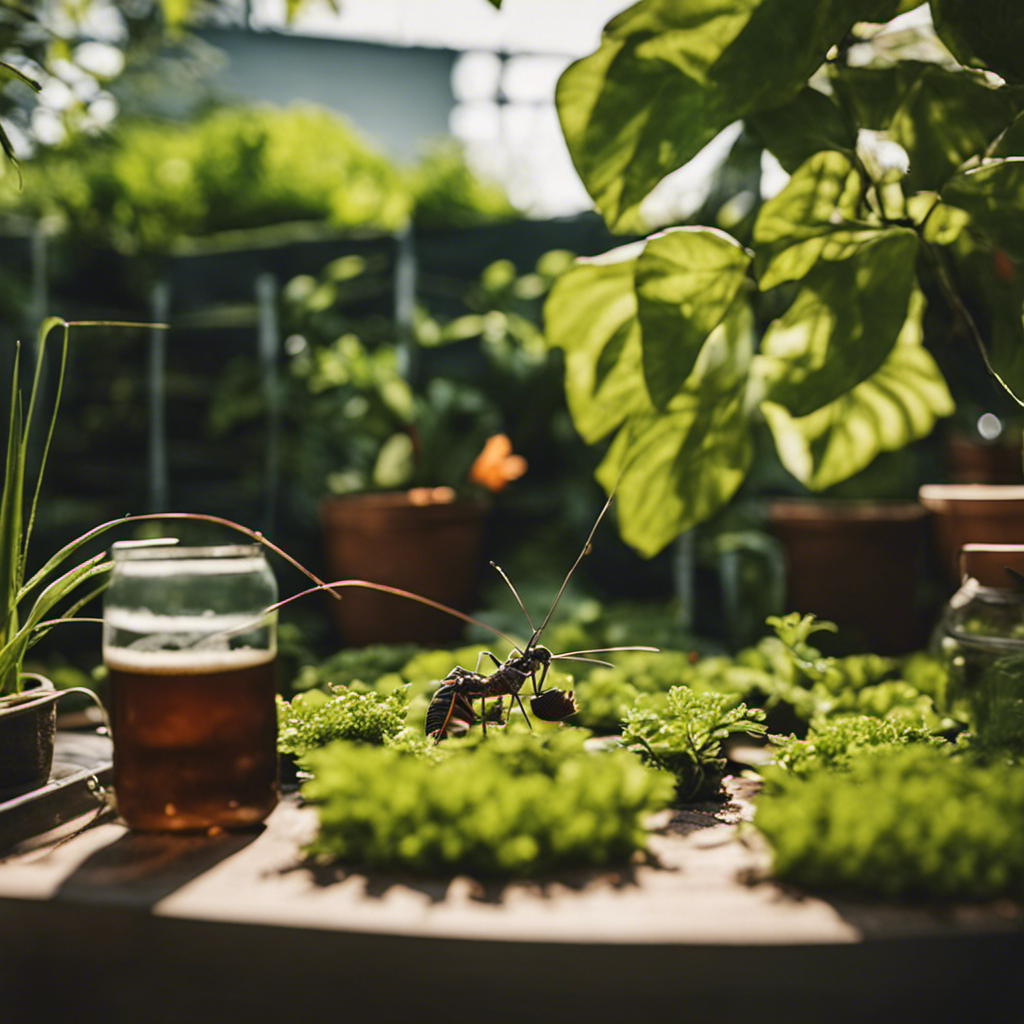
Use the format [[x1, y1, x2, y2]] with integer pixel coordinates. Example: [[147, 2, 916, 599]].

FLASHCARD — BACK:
[[753, 150, 881, 289], [557, 0, 893, 230], [942, 159, 1024, 260], [931, 0, 1024, 85], [596, 300, 756, 556], [635, 227, 751, 408], [544, 244, 651, 443], [756, 229, 919, 416], [761, 290, 953, 489]]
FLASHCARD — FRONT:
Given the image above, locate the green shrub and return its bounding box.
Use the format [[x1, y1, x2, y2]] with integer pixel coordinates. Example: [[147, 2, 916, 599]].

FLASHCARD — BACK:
[[621, 686, 766, 799], [756, 746, 1024, 901], [408, 140, 518, 227], [302, 728, 673, 876], [4, 105, 520, 250], [277, 686, 408, 757]]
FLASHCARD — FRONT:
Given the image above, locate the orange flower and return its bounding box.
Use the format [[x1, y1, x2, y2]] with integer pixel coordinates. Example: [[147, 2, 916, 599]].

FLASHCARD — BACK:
[[468, 434, 527, 492]]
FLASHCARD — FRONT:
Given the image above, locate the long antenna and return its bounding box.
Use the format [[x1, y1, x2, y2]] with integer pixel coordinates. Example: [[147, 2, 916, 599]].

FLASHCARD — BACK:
[[489, 560, 536, 633], [261, 578, 522, 650], [528, 486, 618, 648]]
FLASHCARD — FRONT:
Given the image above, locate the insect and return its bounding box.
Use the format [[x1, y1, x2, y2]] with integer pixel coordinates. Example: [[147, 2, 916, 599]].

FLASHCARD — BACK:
[[415, 490, 656, 742]]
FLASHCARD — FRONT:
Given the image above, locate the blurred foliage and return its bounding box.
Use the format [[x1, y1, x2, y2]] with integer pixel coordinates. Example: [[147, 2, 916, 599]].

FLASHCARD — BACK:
[[212, 250, 574, 509], [0, 104, 519, 249], [407, 140, 518, 228], [301, 727, 674, 876]]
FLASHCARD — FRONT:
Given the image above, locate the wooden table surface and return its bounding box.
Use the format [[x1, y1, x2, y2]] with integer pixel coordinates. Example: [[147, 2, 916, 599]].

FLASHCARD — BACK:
[[0, 751, 1020, 1024]]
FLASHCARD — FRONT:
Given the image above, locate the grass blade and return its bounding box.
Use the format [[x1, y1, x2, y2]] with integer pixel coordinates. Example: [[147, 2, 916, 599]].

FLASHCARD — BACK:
[[21, 318, 69, 575]]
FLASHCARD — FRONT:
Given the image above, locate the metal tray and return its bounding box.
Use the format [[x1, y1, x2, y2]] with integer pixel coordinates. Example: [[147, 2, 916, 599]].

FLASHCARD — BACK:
[[0, 732, 113, 853]]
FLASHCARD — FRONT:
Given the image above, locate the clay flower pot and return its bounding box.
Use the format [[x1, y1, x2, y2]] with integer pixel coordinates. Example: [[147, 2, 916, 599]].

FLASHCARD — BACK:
[[766, 498, 929, 654], [919, 484, 1024, 585], [0, 677, 59, 797], [320, 488, 489, 645]]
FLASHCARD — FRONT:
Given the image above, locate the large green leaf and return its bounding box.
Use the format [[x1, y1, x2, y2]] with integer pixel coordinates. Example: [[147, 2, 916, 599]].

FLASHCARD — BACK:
[[756, 229, 919, 416], [942, 159, 1024, 260], [596, 299, 756, 556], [747, 87, 856, 173], [831, 63, 1021, 192], [544, 244, 652, 443], [557, 0, 897, 230], [761, 290, 954, 489], [931, 0, 1024, 85], [753, 150, 884, 289], [635, 227, 751, 408]]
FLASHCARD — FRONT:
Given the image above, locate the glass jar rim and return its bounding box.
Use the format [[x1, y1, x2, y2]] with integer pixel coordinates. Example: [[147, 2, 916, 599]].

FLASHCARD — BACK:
[[111, 541, 264, 561]]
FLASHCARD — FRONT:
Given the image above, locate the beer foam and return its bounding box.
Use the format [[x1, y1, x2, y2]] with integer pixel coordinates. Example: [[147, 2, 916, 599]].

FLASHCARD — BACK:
[[113, 556, 270, 578], [103, 609, 271, 634], [104, 646, 274, 675]]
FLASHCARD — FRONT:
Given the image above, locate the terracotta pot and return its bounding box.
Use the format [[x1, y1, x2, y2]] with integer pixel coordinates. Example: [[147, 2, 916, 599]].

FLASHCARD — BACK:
[[320, 489, 489, 645], [919, 484, 1024, 586], [945, 434, 1023, 485], [765, 499, 929, 654], [0, 677, 59, 797]]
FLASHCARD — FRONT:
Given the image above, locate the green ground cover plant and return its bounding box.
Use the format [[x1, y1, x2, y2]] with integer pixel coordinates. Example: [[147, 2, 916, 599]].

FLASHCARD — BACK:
[[768, 714, 943, 777], [755, 745, 1024, 900], [277, 686, 408, 758], [301, 728, 673, 876], [621, 686, 766, 799]]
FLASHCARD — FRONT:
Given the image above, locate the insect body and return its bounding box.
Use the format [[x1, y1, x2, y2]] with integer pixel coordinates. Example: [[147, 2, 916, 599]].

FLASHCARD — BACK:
[[422, 492, 652, 743], [425, 645, 572, 741]]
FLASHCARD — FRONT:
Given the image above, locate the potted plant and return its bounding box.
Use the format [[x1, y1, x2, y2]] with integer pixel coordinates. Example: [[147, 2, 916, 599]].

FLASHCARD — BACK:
[[270, 264, 529, 645], [0, 317, 151, 794], [540, 0, 1024, 578]]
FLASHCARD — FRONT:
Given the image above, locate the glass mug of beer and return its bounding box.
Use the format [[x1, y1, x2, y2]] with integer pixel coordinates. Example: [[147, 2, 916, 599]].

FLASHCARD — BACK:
[[103, 542, 279, 832]]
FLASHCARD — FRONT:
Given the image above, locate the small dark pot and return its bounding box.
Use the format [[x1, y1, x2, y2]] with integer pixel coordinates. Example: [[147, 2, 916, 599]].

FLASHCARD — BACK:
[[320, 489, 489, 646], [0, 678, 59, 797], [766, 499, 929, 654]]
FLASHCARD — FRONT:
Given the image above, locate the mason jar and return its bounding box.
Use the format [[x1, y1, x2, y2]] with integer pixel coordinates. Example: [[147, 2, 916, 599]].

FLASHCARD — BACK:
[[937, 543, 1024, 747], [103, 542, 279, 832]]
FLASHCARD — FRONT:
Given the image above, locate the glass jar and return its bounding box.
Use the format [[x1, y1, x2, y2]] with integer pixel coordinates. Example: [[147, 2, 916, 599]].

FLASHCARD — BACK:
[[103, 542, 279, 832], [937, 543, 1024, 747]]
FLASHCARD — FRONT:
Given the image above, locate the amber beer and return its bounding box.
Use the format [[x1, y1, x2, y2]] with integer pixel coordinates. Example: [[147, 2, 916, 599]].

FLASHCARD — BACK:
[[103, 542, 280, 832], [108, 648, 278, 831]]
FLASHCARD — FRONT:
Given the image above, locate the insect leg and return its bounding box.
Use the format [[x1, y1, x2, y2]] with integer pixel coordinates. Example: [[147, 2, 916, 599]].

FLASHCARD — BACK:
[[511, 690, 532, 730], [530, 660, 551, 697], [475, 651, 503, 672], [480, 694, 487, 738]]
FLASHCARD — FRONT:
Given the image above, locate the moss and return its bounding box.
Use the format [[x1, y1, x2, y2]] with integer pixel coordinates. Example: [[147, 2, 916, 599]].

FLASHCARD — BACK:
[[302, 728, 673, 876], [756, 746, 1024, 900]]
